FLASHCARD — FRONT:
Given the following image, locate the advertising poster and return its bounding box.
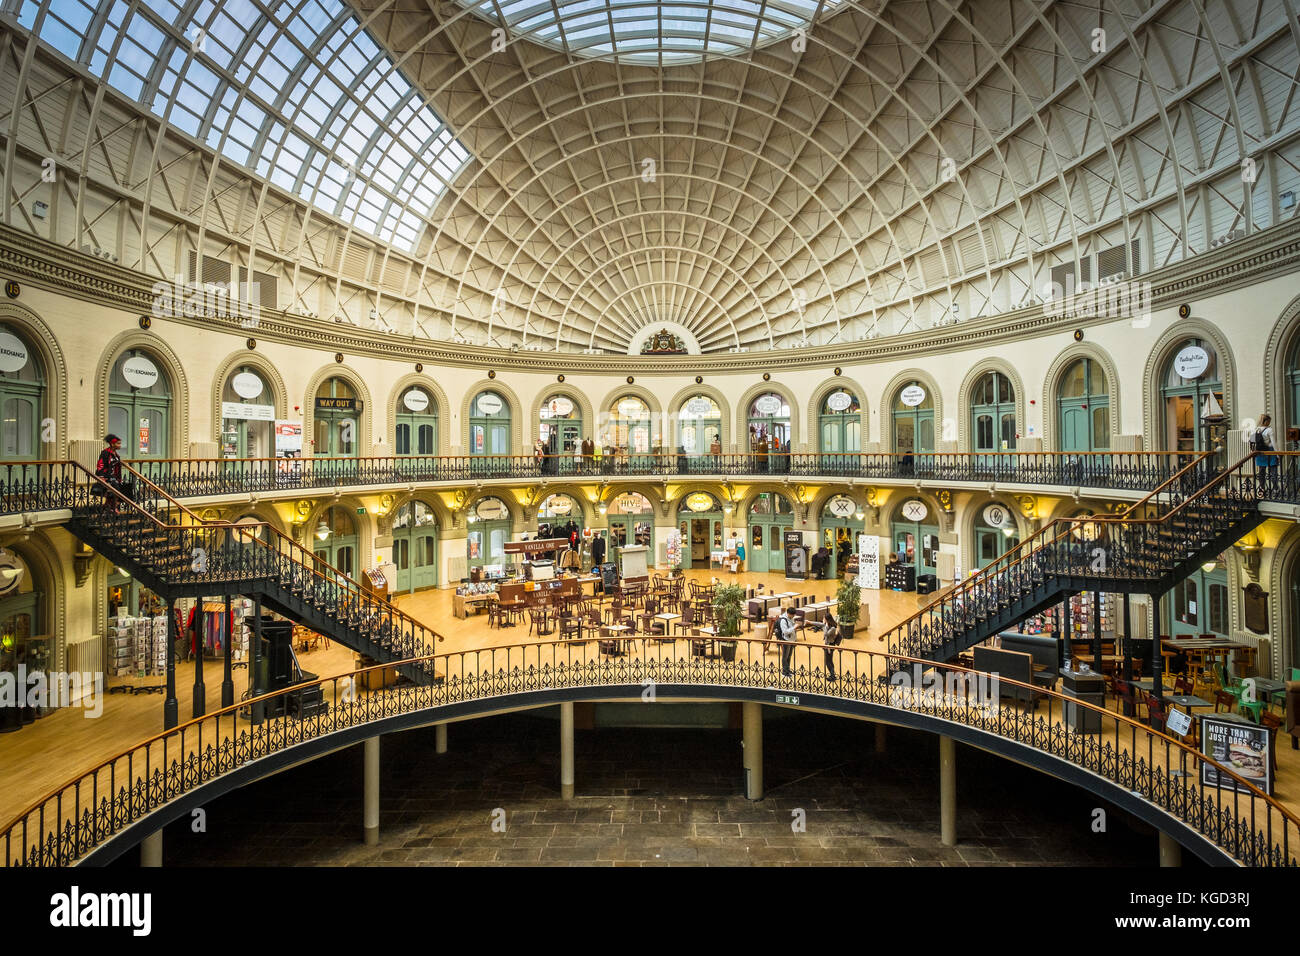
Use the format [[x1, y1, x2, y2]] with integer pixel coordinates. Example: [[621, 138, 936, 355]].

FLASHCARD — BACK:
[[665, 528, 682, 568], [137, 423, 150, 455], [1200, 715, 1272, 794], [783, 530, 807, 579], [274, 420, 303, 484], [856, 534, 880, 589]]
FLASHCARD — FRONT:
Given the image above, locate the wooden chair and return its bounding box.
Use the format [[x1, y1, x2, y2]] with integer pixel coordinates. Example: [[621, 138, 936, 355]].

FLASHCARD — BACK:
[[640, 598, 666, 637], [1143, 692, 1168, 734], [1173, 675, 1194, 697], [674, 604, 698, 637], [1260, 712, 1282, 776], [1213, 689, 1237, 714]]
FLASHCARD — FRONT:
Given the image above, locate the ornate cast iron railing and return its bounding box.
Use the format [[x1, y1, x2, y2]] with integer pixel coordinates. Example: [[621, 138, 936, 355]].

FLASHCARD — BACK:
[[1, 639, 1294, 868]]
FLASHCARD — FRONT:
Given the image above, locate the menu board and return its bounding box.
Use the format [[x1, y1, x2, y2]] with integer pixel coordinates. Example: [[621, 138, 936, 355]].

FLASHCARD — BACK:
[[1200, 715, 1272, 794]]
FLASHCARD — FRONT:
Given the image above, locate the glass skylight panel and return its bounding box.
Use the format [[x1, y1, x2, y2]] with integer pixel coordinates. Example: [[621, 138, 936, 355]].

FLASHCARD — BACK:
[[18, 0, 469, 254]]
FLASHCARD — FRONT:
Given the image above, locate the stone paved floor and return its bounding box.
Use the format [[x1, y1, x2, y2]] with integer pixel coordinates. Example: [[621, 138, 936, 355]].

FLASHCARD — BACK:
[[146, 711, 1182, 866]]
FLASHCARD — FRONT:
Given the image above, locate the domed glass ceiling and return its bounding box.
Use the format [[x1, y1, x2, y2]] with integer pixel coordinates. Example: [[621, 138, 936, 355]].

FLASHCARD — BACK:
[[459, 0, 841, 63]]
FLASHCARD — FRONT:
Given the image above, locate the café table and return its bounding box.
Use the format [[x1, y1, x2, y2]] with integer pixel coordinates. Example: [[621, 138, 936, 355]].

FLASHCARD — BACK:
[[598, 623, 635, 656], [653, 612, 681, 633], [692, 624, 720, 659], [1251, 677, 1286, 702]]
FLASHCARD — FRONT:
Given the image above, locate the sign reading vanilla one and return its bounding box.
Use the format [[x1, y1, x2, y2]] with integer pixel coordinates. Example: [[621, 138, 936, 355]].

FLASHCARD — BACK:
[[0, 332, 28, 373], [121, 355, 160, 389]]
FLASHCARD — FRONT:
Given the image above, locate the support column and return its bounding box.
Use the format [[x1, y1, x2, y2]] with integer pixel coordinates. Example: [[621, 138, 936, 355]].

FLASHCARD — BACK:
[[1159, 831, 1182, 867], [250, 594, 264, 725], [221, 593, 235, 708], [1151, 592, 1165, 705], [163, 598, 178, 730], [742, 701, 763, 800], [560, 702, 575, 800], [140, 829, 162, 867], [1092, 590, 1103, 673], [1121, 594, 1134, 683], [939, 736, 957, 847], [435, 722, 448, 754], [874, 722, 887, 754], [192, 599, 206, 720], [363, 736, 380, 846]]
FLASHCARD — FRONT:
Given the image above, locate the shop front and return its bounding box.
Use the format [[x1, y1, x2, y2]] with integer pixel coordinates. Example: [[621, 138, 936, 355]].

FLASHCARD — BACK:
[[677, 491, 725, 569], [605, 492, 654, 553], [819, 494, 863, 578], [221, 367, 275, 459], [748, 492, 794, 573], [392, 500, 439, 593], [891, 498, 939, 579], [467, 496, 512, 571], [539, 394, 582, 475], [974, 501, 1020, 569], [312, 506, 359, 579]]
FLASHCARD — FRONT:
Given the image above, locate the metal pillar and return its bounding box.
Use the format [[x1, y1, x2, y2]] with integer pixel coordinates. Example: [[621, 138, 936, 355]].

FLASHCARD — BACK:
[[560, 702, 575, 800], [221, 593, 234, 708], [1159, 831, 1182, 867], [939, 736, 957, 847], [140, 829, 162, 867], [1121, 594, 1134, 682], [1151, 592, 1165, 704], [1092, 591, 1103, 673], [163, 598, 178, 729], [742, 701, 763, 800], [192, 598, 206, 720], [363, 736, 380, 846], [250, 594, 264, 724], [435, 722, 448, 754]]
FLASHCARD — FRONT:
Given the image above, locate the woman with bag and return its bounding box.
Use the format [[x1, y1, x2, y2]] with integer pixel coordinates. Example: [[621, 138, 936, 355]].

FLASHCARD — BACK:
[[818, 608, 841, 682], [1254, 413, 1278, 488], [95, 433, 128, 512]]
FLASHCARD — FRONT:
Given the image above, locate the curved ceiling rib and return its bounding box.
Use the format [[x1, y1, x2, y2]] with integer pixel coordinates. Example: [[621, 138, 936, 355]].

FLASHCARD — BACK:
[[2, 0, 1297, 354]]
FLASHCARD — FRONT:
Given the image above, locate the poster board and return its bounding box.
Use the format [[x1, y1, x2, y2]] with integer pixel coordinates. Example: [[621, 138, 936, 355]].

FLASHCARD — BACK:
[[783, 530, 807, 579], [855, 535, 880, 589], [274, 421, 303, 483], [1200, 715, 1272, 794], [665, 528, 682, 568]]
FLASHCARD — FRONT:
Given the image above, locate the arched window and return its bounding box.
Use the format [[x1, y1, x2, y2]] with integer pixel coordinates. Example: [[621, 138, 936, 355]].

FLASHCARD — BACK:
[[469, 391, 510, 461], [607, 396, 652, 455], [747, 492, 794, 572], [109, 349, 172, 459], [220, 366, 273, 459], [467, 496, 511, 570], [820, 495, 863, 578], [313, 378, 360, 457], [973, 502, 1019, 569], [311, 507, 358, 578], [392, 500, 438, 592], [396, 386, 437, 456], [0, 548, 42, 669], [539, 394, 582, 474], [1160, 339, 1222, 455], [891, 381, 934, 456], [1170, 555, 1229, 639], [538, 493, 583, 524], [748, 392, 791, 473], [1288, 336, 1300, 440], [1057, 358, 1109, 452], [678, 395, 722, 461], [890, 498, 939, 578], [971, 372, 1016, 455], [818, 389, 861, 468], [0, 326, 45, 461], [606, 491, 654, 549]]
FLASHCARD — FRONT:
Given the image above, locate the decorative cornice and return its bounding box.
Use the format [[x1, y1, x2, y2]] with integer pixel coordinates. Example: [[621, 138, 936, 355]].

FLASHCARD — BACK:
[[2, 217, 1300, 373]]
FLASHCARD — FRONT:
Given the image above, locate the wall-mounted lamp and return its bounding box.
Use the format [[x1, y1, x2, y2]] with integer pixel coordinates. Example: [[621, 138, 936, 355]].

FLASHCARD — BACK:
[[315, 520, 330, 541], [1232, 537, 1261, 582], [1200, 559, 1218, 574]]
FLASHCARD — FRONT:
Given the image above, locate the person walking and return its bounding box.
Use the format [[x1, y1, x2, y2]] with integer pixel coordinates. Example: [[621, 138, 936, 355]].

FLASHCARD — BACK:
[[95, 433, 126, 512], [817, 608, 841, 681], [777, 605, 799, 678]]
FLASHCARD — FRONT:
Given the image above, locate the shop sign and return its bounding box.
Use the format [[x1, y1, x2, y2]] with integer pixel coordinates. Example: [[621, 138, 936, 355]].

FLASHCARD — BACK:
[[542, 396, 573, 418], [403, 389, 430, 412], [617, 398, 646, 417], [611, 493, 650, 514], [982, 503, 1011, 528], [899, 384, 926, 407], [121, 355, 160, 389], [826, 495, 856, 519], [754, 394, 783, 416], [825, 391, 853, 412], [475, 498, 506, 520], [685, 397, 713, 416], [0, 332, 28, 373], [315, 397, 360, 412], [900, 499, 928, 521], [1173, 345, 1210, 379], [542, 495, 573, 515], [855, 534, 880, 589], [231, 371, 263, 399], [685, 492, 715, 512], [222, 402, 274, 421], [474, 393, 503, 415]]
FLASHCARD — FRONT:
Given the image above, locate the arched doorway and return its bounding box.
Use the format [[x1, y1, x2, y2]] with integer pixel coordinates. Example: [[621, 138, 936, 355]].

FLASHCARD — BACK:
[[748, 392, 791, 474], [970, 371, 1016, 461], [539, 394, 582, 475], [1159, 339, 1223, 459], [820, 494, 862, 578], [467, 496, 512, 571], [891, 497, 939, 579], [311, 507, 358, 579], [606, 492, 654, 552], [313, 378, 361, 458], [538, 493, 584, 553], [677, 491, 725, 569], [678, 395, 722, 470], [108, 348, 172, 459], [748, 492, 794, 573], [0, 548, 47, 699], [395, 386, 438, 457], [220, 366, 274, 459], [1169, 555, 1229, 639], [392, 501, 438, 593], [0, 325, 45, 462], [1057, 358, 1110, 452], [891, 380, 934, 459], [818, 389, 861, 473], [607, 395, 653, 466], [469, 391, 510, 475], [973, 501, 1020, 570]]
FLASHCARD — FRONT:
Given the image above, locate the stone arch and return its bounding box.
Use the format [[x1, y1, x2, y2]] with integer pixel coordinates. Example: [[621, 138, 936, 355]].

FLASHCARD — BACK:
[[465, 491, 525, 527], [959, 494, 1031, 574], [1265, 524, 1300, 676], [594, 383, 665, 448], [1261, 290, 1300, 437], [302, 363, 374, 456], [804, 376, 867, 454], [878, 368, 946, 451], [96, 330, 191, 456], [529, 385, 596, 450], [384, 373, 452, 457], [734, 381, 799, 454], [599, 483, 665, 516], [1040, 343, 1123, 452], [670, 484, 732, 513], [735, 484, 802, 522], [664, 383, 732, 452], [0, 529, 67, 671], [459, 379, 524, 455], [297, 496, 375, 570], [957, 358, 1027, 454], [1141, 317, 1238, 452], [0, 301, 69, 458], [209, 349, 289, 445]]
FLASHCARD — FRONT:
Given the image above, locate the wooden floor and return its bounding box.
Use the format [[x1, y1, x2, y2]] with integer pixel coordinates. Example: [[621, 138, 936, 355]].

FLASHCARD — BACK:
[[1, 568, 1296, 858]]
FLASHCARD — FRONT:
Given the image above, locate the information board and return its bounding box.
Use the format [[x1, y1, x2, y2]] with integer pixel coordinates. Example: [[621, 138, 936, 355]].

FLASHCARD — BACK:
[[1200, 715, 1272, 794]]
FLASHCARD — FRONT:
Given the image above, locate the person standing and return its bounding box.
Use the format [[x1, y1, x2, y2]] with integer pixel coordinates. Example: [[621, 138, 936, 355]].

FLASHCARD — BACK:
[[817, 608, 841, 682], [777, 605, 799, 678], [95, 433, 125, 512], [1253, 413, 1278, 487]]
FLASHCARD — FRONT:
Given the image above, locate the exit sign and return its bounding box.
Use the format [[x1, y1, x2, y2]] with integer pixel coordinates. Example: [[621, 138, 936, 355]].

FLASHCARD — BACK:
[[774, 694, 800, 706], [356, 507, 366, 515]]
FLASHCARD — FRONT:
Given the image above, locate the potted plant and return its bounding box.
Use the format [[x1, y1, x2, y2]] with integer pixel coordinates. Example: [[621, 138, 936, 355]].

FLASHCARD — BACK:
[[836, 578, 862, 640], [712, 582, 744, 662]]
